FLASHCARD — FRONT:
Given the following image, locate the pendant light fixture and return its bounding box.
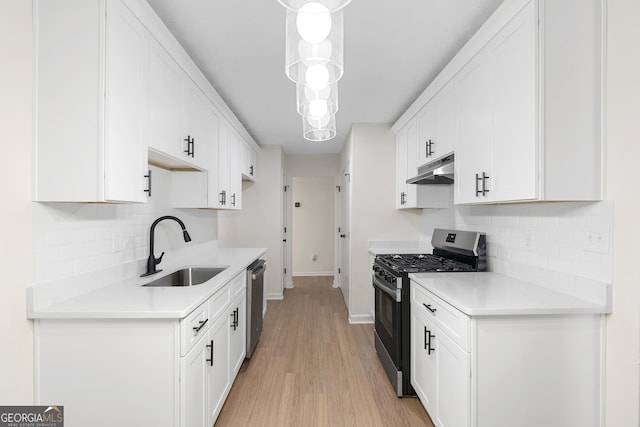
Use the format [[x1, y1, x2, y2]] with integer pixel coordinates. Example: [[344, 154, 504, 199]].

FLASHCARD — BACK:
[[284, 5, 343, 87], [277, 0, 352, 141]]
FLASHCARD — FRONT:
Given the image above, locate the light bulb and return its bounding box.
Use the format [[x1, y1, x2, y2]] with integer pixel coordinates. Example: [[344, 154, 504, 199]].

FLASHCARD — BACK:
[[308, 99, 328, 117], [296, 3, 332, 44], [305, 64, 329, 90]]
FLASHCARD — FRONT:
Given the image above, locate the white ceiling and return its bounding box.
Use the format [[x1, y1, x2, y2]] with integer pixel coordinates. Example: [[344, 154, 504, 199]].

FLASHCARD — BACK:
[[146, 0, 504, 154]]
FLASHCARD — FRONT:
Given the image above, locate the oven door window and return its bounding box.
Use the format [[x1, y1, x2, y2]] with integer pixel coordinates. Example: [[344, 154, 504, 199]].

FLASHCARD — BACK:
[[374, 284, 401, 366]]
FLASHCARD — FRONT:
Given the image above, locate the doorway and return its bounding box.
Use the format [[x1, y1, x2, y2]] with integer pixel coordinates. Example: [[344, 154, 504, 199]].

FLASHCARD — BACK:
[[290, 176, 336, 277]]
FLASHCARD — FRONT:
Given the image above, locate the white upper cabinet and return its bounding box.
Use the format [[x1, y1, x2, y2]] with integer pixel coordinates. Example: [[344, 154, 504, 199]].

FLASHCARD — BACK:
[[35, 0, 258, 205], [455, 1, 537, 204], [396, 121, 451, 210], [228, 131, 243, 210], [35, 0, 150, 203], [148, 39, 183, 163], [416, 81, 455, 166], [241, 141, 257, 181], [148, 40, 210, 170], [394, 0, 604, 206]]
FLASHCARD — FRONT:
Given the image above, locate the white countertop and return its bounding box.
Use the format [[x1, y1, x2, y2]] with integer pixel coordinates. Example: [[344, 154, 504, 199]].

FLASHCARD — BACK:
[[28, 247, 266, 319], [409, 272, 610, 316]]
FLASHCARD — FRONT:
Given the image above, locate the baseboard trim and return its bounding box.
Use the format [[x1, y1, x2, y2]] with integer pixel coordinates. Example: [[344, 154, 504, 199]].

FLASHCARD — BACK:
[[349, 314, 374, 324], [266, 292, 284, 300], [332, 279, 338, 289], [285, 280, 294, 289], [292, 271, 334, 277]]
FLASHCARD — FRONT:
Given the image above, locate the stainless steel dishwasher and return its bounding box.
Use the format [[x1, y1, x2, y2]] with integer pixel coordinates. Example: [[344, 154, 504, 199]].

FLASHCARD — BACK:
[[246, 259, 266, 358]]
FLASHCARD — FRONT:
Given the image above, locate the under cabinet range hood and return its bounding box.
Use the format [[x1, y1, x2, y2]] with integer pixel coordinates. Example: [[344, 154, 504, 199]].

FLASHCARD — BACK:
[[406, 153, 455, 184]]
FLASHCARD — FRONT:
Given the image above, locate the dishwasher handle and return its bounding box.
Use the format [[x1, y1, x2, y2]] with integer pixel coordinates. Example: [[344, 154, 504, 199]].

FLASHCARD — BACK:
[[252, 264, 266, 280]]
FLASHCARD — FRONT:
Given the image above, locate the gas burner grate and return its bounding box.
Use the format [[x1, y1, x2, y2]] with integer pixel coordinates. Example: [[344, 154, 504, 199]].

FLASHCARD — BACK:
[[377, 253, 475, 273]]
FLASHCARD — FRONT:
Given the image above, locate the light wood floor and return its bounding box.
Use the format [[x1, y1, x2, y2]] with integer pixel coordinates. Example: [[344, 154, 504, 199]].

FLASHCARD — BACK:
[[215, 276, 434, 427]]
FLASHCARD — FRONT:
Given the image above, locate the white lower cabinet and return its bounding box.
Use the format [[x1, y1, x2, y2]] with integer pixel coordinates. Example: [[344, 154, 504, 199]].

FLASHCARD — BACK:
[[35, 271, 249, 427], [412, 290, 470, 427], [411, 281, 603, 427]]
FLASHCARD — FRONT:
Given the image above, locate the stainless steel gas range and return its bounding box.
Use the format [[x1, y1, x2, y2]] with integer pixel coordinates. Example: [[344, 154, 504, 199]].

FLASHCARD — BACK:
[[373, 228, 486, 397]]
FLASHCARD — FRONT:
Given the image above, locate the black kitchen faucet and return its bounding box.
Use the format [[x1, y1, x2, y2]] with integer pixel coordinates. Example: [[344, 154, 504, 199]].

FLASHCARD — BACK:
[[141, 216, 192, 277]]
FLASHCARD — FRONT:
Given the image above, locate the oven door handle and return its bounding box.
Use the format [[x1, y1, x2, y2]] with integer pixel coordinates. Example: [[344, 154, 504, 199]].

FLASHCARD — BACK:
[[373, 277, 401, 303]]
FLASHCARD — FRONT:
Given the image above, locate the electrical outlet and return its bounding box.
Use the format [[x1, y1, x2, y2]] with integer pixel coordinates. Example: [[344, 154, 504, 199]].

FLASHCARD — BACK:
[[583, 228, 610, 254]]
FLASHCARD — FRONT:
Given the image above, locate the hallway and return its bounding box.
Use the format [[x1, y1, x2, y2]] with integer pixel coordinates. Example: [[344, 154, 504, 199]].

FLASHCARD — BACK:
[[215, 276, 433, 426]]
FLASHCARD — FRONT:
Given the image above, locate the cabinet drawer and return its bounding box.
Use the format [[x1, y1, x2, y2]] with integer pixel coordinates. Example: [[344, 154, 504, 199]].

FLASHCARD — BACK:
[[180, 302, 210, 356], [208, 286, 231, 325], [229, 271, 246, 298], [412, 282, 470, 351]]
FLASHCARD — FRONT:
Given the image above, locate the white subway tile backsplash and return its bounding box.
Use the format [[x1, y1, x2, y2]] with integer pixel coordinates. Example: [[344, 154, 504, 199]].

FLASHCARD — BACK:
[[420, 200, 613, 284], [33, 166, 218, 285]]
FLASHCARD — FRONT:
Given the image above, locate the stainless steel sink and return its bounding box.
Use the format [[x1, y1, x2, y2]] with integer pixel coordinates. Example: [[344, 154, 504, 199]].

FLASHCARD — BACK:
[[142, 266, 228, 287]]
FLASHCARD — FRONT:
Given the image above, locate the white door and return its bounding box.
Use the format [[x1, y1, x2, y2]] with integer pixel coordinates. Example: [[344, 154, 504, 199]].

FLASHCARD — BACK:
[[338, 164, 350, 309]]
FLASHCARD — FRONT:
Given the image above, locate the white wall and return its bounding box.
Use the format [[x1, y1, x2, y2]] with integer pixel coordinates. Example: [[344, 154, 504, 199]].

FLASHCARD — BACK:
[[284, 154, 340, 176], [218, 145, 284, 299], [0, 0, 34, 403], [291, 176, 335, 275], [605, 0, 640, 424], [342, 123, 423, 321]]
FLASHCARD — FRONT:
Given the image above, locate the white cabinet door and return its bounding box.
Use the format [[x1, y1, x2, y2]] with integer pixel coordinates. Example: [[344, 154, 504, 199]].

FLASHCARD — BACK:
[[412, 308, 437, 416], [182, 81, 211, 170], [228, 132, 243, 210], [434, 82, 455, 160], [456, 1, 537, 205], [434, 326, 470, 427], [455, 52, 493, 204], [104, 0, 150, 203], [489, 1, 537, 202], [35, 0, 150, 203], [207, 315, 230, 426], [181, 334, 208, 427], [417, 81, 455, 167], [148, 38, 183, 161], [396, 127, 409, 209], [229, 292, 247, 377], [417, 101, 436, 166], [396, 121, 450, 210], [241, 141, 257, 181], [217, 121, 231, 208], [396, 121, 418, 208]]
